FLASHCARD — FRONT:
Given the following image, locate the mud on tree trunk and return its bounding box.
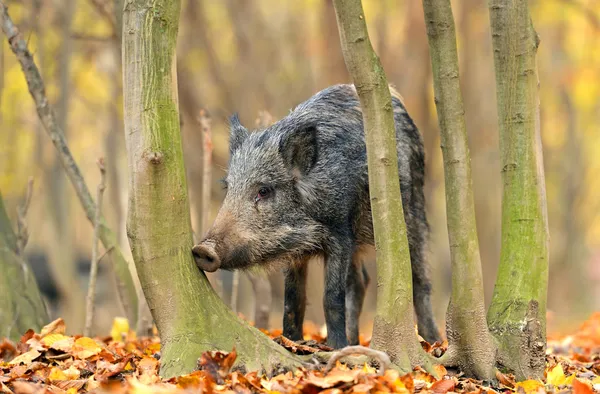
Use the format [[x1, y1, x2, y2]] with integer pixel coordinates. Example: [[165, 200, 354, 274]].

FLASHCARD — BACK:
[[486, 0, 548, 381], [332, 0, 431, 372], [121, 0, 301, 378], [421, 0, 496, 380]]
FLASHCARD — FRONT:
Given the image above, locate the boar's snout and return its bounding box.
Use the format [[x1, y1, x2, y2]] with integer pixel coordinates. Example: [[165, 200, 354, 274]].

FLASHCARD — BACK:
[[192, 242, 221, 272]]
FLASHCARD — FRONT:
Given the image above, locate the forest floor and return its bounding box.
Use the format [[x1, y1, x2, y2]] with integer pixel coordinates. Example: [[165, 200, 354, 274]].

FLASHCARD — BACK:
[[1, 313, 600, 394]]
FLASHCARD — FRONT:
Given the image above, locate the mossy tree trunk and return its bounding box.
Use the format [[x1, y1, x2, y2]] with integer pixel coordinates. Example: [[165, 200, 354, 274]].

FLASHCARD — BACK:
[[422, 0, 496, 380], [486, 0, 548, 381], [122, 0, 300, 378], [332, 0, 430, 372], [0, 191, 48, 341]]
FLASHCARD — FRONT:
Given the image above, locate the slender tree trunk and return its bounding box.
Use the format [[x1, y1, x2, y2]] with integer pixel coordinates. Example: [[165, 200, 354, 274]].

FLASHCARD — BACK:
[[44, 0, 85, 332], [486, 0, 548, 381], [422, 0, 496, 380], [122, 0, 300, 378], [332, 0, 430, 371], [0, 190, 48, 340]]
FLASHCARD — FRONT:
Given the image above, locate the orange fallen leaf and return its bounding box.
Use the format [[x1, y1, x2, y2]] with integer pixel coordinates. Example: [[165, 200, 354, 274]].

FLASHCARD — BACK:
[[573, 379, 593, 394], [515, 379, 545, 394], [430, 378, 456, 394]]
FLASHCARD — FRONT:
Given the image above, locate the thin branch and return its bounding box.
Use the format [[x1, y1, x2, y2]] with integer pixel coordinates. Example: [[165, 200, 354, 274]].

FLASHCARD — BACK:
[[0, 1, 139, 322], [88, 0, 117, 36], [71, 32, 115, 41], [197, 109, 212, 234], [84, 158, 106, 337], [325, 346, 391, 375], [15, 177, 33, 256]]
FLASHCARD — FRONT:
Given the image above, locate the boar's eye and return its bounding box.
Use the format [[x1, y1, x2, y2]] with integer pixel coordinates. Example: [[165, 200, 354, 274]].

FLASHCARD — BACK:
[[255, 186, 273, 202]]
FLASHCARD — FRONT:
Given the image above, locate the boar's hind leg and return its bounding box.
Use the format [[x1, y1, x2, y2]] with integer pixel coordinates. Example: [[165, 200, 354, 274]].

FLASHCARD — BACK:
[[324, 239, 352, 349], [345, 254, 369, 345], [283, 258, 308, 341]]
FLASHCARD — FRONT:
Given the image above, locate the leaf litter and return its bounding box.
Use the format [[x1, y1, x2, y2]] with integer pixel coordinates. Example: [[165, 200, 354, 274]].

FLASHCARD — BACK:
[[1, 313, 599, 393]]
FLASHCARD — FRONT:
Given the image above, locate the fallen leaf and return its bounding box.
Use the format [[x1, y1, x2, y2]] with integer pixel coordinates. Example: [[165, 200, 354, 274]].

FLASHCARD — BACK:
[[547, 363, 567, 386], [514, 379, 544, 394], [573, 379, 593, 394], [8, 350, 40, 366], [48, 367, 67, 382], [72, 337, 102, 359], [111, 317, 130, 342], [40, 319, 65, 337], [430, 378, 456, 394]]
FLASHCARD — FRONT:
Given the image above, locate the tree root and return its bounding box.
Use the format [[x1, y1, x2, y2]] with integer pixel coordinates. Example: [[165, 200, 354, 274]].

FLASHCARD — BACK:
[[324, 346, 391, 375]]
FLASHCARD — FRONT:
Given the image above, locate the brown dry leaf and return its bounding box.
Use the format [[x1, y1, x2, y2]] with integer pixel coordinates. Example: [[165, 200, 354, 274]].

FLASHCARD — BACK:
[[47, 337, 73, 354], [430, 378, 456, 394], [495, 370, 515, 388], [40, 319, 65, 338], [71, 337, 102, 359], [53, 379, 86, 391], [434, 364, 448, 378], [9, 381, 41, 394], [351, 382, 375, 393], [8, 350, 40, 366], [304, 369, 361, 388]]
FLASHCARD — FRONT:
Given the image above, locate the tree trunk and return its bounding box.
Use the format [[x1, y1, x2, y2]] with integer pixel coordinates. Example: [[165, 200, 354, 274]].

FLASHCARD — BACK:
[[0, 191, 48, 341], [44, 0, 85, 333], [122, 0, 300, 378], [486, 0, 548, 381], [422, 0, 496, 379], [332, 0, 430, 371]]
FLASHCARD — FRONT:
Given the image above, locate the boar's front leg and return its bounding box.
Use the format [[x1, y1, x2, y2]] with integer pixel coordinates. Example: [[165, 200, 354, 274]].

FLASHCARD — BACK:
[[283, 258, 308, 341], [324, 239, 352, 349]]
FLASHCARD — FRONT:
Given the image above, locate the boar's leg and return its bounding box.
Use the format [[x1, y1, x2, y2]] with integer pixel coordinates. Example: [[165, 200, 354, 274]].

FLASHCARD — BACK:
[[282, 258, 308, 341], [345, 254, 369, 345], [324, 239, 352, 349]]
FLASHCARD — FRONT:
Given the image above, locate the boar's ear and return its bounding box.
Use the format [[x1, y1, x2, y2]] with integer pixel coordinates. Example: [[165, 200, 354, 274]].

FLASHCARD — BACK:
[[229, 113, 249, 156], [279, 124, 318, 176]]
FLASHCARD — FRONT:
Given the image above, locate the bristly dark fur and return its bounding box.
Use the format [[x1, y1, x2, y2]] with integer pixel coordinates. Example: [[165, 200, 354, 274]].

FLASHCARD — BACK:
[[198, 84, 440, 348]]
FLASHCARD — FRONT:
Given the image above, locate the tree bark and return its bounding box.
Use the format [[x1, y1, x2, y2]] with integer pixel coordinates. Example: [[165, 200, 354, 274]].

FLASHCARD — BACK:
[[0, 2, 139, 325], [0, 190, 48, 341], [486, 0, 548, 381], [422, 0, 496, 380], [122, 0, 300, 378], [332, 0, 430, 371], [44, 0, 85, 333]]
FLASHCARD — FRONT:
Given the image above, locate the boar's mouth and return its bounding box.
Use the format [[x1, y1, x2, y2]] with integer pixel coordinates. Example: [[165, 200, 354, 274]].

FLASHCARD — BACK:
[[192, 241, 221, 272]]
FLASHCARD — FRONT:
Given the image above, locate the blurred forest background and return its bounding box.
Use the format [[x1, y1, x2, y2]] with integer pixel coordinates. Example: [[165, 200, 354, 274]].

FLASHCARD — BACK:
[[1, 0, 599, 337]]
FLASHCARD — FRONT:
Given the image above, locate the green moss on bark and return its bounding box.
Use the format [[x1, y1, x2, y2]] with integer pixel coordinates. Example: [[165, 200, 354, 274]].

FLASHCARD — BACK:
[[122, 0, 301, 378], [422, 0, 496, 380], [332, 0, 429, 371], [486, 0, 548, 381]]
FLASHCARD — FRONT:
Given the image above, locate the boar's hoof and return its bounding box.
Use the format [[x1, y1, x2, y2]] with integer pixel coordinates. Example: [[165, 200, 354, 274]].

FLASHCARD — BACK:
[[192, 243, 221, 272]]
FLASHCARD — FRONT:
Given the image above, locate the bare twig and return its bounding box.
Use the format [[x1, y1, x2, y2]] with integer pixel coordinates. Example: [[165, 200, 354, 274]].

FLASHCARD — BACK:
[[71, 32, 115, 41], [231, 270, 240, 313], [88, 0, 117, 36], [0, 0, 139, 323], [84, 158, 106, 337], [15, 177, 33, 256], [197, 109, 224, 298], [325, 346, 391, 376], [197, 109, 212, 233]]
